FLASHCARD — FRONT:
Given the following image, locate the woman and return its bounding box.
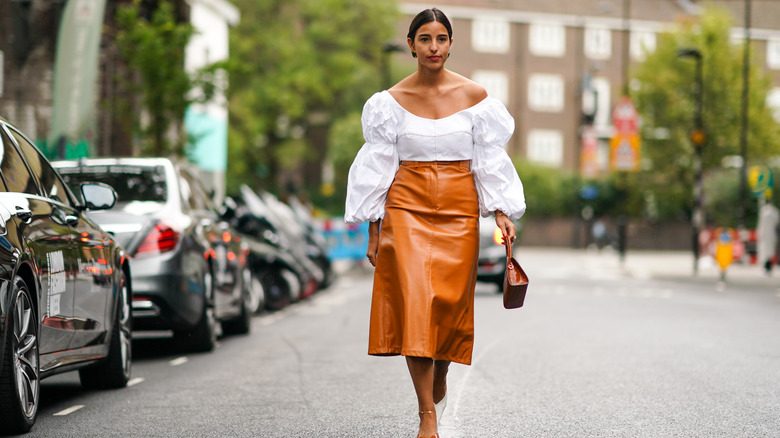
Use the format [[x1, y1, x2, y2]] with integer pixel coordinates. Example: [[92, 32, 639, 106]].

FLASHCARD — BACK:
[[345, 8, 525, 438]]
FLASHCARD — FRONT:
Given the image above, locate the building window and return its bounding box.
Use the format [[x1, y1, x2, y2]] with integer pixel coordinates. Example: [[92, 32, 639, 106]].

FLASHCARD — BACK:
[[630, 31, 656, 60], [591, 77, 611, 128], [529, 23, 565, 57], [768, 38, 780, 70], [472, 70, 509, 104], [585, 26, 611, 60], [528, 74, 564, 112], [768, 87, 780, 123], [472, 18, 510, 54], [527, 130, 563, 167]]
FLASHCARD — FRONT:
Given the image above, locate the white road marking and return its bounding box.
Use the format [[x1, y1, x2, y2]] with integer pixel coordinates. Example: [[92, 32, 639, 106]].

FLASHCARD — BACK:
[[53, 405, 84, 416], [127, 377, 145, 387], [169, 356, 189, 366]]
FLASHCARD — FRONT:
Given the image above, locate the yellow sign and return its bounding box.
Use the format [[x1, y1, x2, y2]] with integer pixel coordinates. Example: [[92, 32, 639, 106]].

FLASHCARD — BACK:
[[580, 126, 599, 179], [609, 133, 641, 172], [714, 227, 735, 272]]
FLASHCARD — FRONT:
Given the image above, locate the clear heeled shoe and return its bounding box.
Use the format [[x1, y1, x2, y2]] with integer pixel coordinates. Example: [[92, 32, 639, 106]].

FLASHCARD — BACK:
[[417, 410, 440, 438], [434, 392, 447, 425]]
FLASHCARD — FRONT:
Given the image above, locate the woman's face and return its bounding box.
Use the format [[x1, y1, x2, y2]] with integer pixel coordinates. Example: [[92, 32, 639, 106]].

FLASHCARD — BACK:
[[408, 20, 451, 68]]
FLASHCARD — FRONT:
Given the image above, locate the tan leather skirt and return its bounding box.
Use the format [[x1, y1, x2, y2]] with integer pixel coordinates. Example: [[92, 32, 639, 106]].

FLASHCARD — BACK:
[[368, 160, 479, 365]]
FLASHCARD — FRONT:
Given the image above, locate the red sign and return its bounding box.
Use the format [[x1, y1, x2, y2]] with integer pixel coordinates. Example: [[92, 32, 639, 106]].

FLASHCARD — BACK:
[[612, 95, 639, 134]]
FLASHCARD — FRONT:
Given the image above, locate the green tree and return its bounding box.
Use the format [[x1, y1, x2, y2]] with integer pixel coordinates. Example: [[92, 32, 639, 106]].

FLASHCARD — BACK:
[[632, 5, 780, 225], [225, 0, 398, 196], [115, 0, 194, 157]]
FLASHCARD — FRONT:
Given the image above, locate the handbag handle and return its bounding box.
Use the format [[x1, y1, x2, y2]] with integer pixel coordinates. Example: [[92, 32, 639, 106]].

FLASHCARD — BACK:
[[504, 235, 513, 261]]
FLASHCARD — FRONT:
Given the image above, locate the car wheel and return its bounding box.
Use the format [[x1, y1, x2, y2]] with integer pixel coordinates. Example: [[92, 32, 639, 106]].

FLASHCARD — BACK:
[[261, 269, 291, 311], [79, 269, 132, 389], [0, 277, 39, 434], [174, 269, 218, 352], [282, 269, 302, 302], [248, 272, 266, 314], [222, 284, 252, 336], [314, 255, 334, 289]]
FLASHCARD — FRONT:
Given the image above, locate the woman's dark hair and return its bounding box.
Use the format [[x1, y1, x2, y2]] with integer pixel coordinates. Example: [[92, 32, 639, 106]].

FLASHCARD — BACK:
[[407, 8, 452, 41]]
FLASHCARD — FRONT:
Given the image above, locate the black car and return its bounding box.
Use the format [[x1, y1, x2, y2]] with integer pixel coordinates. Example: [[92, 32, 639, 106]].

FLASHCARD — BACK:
[[477, 216, 522, 290], [0, 119, 132, 434], [54, 158, 251, 352]]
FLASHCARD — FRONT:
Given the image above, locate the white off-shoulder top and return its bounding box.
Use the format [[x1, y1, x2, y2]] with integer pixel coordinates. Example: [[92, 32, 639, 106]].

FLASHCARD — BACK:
[[345, 90, 526, 224]]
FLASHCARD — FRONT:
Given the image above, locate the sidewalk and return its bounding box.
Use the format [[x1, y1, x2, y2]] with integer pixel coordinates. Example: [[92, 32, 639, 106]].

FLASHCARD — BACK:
[[332, 247, 780, 289], [569, 247, 780, 289]]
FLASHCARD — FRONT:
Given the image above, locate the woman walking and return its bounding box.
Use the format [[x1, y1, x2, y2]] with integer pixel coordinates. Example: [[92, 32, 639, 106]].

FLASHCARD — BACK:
[[345, 8, 526, 438]]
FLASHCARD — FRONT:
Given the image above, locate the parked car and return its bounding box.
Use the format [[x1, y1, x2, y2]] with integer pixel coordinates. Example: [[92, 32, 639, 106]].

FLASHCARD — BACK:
[[53, 158, 251, 352], [476, 216, 521, 290], [0, 118, 132, 434]]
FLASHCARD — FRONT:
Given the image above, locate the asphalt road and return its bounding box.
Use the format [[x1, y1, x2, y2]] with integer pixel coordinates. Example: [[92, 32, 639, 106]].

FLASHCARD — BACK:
[[15, 249, 780, 437]]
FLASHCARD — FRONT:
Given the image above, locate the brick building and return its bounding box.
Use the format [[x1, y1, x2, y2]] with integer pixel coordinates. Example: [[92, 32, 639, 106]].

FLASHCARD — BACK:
[[392, 0, 780, 173]]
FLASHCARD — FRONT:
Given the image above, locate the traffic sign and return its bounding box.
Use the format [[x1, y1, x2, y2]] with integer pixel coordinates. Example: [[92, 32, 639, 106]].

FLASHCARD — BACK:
[[612, 95, 639, 134], [748, 165, 773, 197], [609, 133, 641, 172]]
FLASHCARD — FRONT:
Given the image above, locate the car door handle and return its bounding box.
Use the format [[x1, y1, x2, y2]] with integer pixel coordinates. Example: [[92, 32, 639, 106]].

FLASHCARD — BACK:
[[14, 207, 32, 223]]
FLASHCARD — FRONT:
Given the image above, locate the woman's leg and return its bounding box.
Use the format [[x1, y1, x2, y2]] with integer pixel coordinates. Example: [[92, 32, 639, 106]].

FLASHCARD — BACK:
[[406, 356, 437, 437], [433, 360, 450, 404]]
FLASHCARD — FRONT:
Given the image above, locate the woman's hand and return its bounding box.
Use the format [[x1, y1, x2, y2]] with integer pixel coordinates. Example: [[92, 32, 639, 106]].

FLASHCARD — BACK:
[[495, 212, 516, 245], [366, 221, 381, 267]]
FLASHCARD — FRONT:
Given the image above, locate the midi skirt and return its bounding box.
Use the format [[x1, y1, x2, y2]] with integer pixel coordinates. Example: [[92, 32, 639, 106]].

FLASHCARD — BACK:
[[368, 160, 480, 365]]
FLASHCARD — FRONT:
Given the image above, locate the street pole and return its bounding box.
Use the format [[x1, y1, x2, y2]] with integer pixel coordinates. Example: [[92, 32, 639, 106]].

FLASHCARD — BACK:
[[737, 0, 752, 238], [382, 43, 404, 90], [678, 48, 704, 275]]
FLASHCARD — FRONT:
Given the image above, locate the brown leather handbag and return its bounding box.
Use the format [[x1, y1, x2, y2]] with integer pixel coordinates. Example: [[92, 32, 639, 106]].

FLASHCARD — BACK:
[[503, 241, 529, 309]]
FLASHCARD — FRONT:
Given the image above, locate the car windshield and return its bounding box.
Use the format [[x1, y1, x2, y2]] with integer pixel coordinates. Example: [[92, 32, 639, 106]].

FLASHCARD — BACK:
[[58, 165, 168, 211]]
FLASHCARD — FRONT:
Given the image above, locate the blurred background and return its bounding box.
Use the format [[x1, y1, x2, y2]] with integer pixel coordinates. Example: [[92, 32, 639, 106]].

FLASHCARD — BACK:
[[2, 0, 780, 263]]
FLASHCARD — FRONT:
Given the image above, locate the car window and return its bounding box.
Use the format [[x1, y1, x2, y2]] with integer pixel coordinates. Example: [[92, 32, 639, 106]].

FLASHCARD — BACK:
[[180, 168, 215, 211], [9, 127, 75, 207], [58, 164, 167, 207], [177, 174, 198, 211], [0, 127, 39, 195]]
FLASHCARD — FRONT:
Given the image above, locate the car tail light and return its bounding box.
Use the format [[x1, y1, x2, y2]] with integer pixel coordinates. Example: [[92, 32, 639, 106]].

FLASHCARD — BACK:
[[493, 227, 504, 245], [134, 223, 180, 257]]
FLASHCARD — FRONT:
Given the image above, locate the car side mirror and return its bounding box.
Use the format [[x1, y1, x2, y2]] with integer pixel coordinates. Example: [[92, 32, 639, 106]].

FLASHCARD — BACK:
[[80, 182, 117, 210]]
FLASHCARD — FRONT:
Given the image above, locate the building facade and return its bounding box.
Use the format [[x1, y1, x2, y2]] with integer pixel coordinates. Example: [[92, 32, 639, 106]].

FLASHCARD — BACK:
[[394, 0, 780, 174]]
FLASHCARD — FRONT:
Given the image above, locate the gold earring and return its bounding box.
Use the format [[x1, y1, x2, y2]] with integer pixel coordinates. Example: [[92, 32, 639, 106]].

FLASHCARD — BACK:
[[412, 50, 417, 58]]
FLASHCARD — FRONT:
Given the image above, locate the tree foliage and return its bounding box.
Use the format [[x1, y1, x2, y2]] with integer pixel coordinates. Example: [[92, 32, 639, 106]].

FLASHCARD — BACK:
[[632, 5, 780, 225], [115, 0, 195, 157], [225, 0, 398, 196]]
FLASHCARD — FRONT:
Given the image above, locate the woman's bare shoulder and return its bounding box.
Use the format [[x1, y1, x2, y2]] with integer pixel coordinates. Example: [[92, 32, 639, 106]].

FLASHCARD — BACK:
[[388, 74, 416, 95], [449, 72, 488, 105]]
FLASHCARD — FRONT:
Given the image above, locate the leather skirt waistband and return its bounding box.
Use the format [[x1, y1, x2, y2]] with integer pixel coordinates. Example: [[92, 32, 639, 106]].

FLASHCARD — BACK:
[[399, 160, 471, 171]]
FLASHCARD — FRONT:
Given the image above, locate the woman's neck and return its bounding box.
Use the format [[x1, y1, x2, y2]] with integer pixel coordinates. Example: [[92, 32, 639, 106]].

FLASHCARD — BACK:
[[415, 67, 448, 90]]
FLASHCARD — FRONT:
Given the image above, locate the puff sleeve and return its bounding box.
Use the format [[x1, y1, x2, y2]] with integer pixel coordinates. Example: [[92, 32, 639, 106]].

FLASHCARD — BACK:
[[344, 92, 399, 224], [471, 99, 526, 220]]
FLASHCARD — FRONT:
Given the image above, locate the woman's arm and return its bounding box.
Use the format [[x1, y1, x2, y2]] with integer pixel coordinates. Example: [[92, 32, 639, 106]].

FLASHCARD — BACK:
[[366, 220, 381, 266]]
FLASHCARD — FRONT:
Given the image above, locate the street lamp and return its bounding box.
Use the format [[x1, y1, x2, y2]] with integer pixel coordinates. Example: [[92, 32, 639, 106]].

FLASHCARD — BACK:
[[677, 48, 705, 275]]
